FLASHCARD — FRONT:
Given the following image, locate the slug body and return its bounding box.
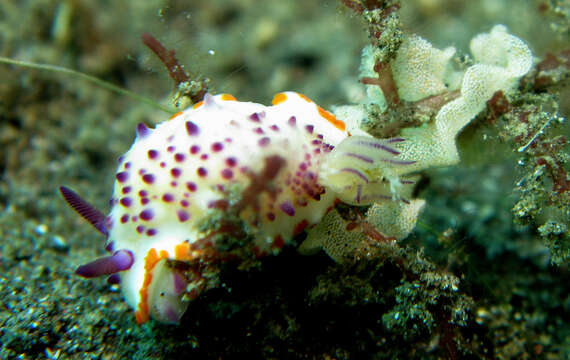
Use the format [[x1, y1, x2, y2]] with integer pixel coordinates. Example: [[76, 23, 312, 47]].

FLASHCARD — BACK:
[[62, 92, 410, 324]]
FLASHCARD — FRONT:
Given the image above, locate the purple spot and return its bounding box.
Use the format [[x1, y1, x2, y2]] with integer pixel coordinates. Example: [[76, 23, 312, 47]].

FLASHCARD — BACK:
[[186, 182, 197, 192], [177, 210, 190, 222], [249, 112, 261, 122], [186, 121, 199, 136], [105, 216, 113, 231], [141, 197, 150, 205], [190, 145, 200, 154], [139, 190, 148, 197], [120, 197, 132, 207], [120, 214, 129, 223], [225, 157, 237, 167], [162, 193, 174, 202], [258, 137, 270, 147], [116, 171, 129, 183], [312, 139, 322, 145], [122, 186, 132, 194], [305, 125, 314, 134], [146, 228, 157, 236], [299, 163, 308, 171], [142, 174, 155, 184], [124, 162, 131, 169], [200, 154, 209, 160], [180, 199, 189, 207], [267, 212, 276, 221], [197, 167, 208, 177], [167, 145, 175, 153], [224, 137, 232, 143], [170, 181, 178, 187], [174, 153, 185, 162], [270, 124, 279, 131], [279, 201, 295, 216], [254, 127, 264, 134], [160, 162, 167, 168], [136, 225, 145, 233], [171, 168, 182, 178], [288, 116, 296, 126], [140, 209, 154, 221], [148, 149, 159, 160], [221, 168, 234, 179], [211, 142, 224, 152]]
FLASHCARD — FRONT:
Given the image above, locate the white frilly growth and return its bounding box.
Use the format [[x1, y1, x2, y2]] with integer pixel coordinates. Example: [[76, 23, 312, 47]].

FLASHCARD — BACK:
[[391, 36, 458, 102], [301, 26, 533, 260], [394, 25, 533, 172]]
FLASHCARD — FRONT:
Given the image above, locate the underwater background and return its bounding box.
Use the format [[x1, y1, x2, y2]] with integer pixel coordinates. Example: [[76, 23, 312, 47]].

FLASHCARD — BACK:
[[0, 0, 568, 359]]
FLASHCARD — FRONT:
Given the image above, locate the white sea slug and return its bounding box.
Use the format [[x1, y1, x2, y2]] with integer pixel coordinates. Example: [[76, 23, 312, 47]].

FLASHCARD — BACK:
[[61, 91, 414, 324]]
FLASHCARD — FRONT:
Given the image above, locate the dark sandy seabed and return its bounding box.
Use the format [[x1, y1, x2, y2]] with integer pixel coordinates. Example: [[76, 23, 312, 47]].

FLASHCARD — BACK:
[[0, 1, 568, 359]]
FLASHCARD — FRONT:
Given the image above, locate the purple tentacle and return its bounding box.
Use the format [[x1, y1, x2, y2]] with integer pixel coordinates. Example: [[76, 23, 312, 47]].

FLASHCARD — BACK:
[[343, 152, 374, 163], [355, 140, 400, 155], [59, 186, 107, 236], [355, 185, 362, 204], [387, 137, 405, 143], [75, 249, 134, 278], [340, 168, 369, 183], [380, 159, 417, 165]]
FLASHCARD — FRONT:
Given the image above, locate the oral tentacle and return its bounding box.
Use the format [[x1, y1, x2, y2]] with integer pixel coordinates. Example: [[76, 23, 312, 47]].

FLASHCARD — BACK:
[[75, 249, 134, 278]]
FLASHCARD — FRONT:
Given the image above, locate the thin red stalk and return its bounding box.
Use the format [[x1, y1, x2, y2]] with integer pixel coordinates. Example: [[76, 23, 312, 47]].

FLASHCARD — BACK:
[[141, 32, 189, 85]]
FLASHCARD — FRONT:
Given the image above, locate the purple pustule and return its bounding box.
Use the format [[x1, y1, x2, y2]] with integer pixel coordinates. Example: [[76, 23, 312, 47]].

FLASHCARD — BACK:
[[186, 121, 200, 136], [279, 201, 295, 216], [75, 249, 134, 278], [136, 122, 152, 139], [107, 273, 121, 284]]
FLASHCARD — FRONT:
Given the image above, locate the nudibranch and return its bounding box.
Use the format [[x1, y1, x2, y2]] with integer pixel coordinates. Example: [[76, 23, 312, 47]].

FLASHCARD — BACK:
[[61, 92, 414, 324]]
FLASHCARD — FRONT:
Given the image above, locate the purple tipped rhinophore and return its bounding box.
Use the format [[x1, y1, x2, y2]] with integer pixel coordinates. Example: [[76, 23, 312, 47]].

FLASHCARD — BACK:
[[59, 186, 108, 236], [75, 249, 134, 278]]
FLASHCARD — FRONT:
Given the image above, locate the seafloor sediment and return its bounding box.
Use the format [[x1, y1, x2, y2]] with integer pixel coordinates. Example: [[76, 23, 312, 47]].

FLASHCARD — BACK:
[[0, 1, 568, 359]]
